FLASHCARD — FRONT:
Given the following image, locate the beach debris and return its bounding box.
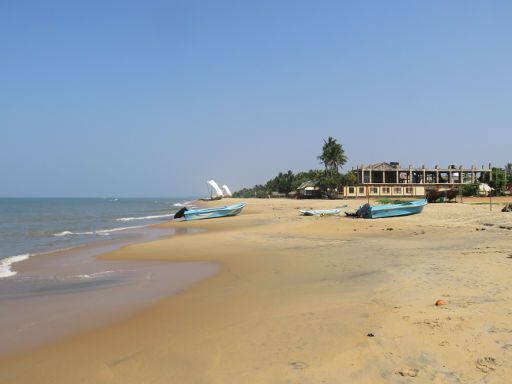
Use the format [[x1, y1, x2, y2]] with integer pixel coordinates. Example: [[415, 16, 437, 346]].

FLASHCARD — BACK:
[[499, 225, 512, 230], [502, 203, 512, 212], [367, 332, 375, 337], [289, 361, 308, 370], [435, 299, 446, 306], [386, 227, 394, 231], [397, 368, 419, 377], [476, 357, 500, 373]]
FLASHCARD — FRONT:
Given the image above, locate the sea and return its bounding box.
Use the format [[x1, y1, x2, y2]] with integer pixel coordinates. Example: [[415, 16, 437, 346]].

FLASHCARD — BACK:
[[0, 197, 196, 278]]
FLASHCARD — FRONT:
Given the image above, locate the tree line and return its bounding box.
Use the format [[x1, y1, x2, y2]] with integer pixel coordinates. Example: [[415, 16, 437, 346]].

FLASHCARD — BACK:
[[233, 137, 355, 198]]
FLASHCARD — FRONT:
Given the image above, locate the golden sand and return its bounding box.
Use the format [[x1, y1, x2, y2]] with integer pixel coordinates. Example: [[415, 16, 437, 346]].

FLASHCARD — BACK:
[[1, 197, 512, 383]]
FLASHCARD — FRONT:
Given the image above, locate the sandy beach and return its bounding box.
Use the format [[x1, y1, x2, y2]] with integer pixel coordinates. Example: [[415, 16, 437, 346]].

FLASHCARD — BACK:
[[1, 197, 512, 383]]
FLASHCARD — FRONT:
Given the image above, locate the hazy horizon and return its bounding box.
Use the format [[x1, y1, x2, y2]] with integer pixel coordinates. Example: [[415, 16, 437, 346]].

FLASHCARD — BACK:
[[2, 1, 511, 197]]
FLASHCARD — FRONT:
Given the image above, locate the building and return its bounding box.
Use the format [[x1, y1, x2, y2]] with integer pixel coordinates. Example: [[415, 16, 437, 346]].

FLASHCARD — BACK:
[[343, 162, 493, 198], [296, 180, 322, 199]]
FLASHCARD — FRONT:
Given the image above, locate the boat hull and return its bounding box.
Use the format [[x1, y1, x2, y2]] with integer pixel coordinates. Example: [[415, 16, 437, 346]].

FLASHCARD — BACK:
[[366, 199, 427, 219], [299, 208, 341, 216], [183, 202, 246, 221]]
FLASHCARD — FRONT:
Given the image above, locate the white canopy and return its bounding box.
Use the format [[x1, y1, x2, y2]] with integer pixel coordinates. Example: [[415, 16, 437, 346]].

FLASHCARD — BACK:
[[207, 180, 224, 197], [222, 185, 232, 197]]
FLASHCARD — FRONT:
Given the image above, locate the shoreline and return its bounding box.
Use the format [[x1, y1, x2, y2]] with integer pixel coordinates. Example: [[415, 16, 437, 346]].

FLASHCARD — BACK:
[[1, 197, 512, 383], [0, 212, 220, 357]]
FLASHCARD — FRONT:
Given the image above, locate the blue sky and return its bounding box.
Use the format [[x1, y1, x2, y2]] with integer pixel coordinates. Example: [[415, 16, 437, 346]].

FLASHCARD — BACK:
[[1, 0, 511, 197]]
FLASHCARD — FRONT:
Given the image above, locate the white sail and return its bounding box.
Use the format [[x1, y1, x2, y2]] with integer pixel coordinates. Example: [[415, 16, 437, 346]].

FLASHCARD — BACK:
[[222, 185, 232, 197], [207, 180, 224, 197]]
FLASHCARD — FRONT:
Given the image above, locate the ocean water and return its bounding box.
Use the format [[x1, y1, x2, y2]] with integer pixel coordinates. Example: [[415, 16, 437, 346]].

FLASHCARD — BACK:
[[0, 197, 196, 278]]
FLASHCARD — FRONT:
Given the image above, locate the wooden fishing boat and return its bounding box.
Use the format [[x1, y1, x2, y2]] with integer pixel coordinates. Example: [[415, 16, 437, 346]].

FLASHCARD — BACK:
[[426, 188, 458, 203], [176, 202, 247, 221], [199, 180, 224, 201], [346, 199, 427, 219]]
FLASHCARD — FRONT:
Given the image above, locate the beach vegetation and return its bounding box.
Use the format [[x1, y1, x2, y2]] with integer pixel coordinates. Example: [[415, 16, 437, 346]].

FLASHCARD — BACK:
[[461, 182, 480, 197], [489, 167, 507, 195]]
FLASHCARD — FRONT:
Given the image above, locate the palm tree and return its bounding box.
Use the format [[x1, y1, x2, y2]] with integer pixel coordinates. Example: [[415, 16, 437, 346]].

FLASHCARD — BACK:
[[318, 137, 347, 174]]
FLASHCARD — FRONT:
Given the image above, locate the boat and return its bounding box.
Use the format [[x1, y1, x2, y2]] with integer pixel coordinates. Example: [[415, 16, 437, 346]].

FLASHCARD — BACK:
[[175, 202, 247, 221], [346, 199, 427, 219], [426, 188, 458, 203], [299, 208, 342, 216], [200, 180, 224, 201], [299, 206, 346, 216], [222, 184, 233, 197]]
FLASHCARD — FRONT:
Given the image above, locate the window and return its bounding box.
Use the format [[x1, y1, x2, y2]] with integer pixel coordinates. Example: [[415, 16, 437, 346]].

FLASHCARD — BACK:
[[382, 187, 390, 194], [358, 187, 365, 194], [348, 187, 355, 194], [406, 187, 414, 194], [394, 187, 402, 194], [371, 187, 378, 194]]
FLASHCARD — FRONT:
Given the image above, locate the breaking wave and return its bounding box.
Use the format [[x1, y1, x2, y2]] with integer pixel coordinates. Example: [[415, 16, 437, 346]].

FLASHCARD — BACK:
[[173, 200, 196, 207], [53, 226, 142, 237], [0, 254, 30, 278], [116, 213, 175, 222]]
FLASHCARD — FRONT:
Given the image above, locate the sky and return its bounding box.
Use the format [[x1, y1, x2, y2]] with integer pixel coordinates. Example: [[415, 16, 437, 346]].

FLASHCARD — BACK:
[[1, 0, 511, 197]]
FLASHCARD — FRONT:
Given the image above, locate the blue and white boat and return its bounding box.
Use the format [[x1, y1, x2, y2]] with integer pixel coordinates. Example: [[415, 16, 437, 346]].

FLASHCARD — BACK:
[[179, 202, 247, 221], [348, 199, 427, 219], [299, 208, 342, 216]]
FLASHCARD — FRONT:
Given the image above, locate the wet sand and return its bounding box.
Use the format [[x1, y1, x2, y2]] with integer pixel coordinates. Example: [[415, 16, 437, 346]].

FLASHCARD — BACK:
[[1, 197, 512, 383], [0, 226, 218, 356]]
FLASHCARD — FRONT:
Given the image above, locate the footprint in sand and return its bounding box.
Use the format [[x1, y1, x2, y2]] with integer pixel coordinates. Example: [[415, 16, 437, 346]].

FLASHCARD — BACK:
[[289, 361, 309, 370], [476, 357, 500, 373], [396, 368, 419, 377]]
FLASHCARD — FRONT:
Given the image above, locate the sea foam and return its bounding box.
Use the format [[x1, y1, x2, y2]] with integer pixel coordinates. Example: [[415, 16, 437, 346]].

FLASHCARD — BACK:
[[116, 213, 175, 222], [0, 254, 30, 278], [53, 226, 142, 237]]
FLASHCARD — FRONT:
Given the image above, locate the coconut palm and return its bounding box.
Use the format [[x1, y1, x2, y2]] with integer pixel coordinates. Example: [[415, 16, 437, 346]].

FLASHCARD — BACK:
[[318, 137, 347, 174]]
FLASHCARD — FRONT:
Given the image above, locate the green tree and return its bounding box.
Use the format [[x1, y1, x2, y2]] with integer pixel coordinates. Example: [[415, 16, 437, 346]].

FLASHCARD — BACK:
[[263, 170, 295, 194], [317, 137, 348, 175], [342, 171, 357, 186], [489, 167, 507, 195], [461, 182, 479, 197], [317, 172, 343, 193]]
